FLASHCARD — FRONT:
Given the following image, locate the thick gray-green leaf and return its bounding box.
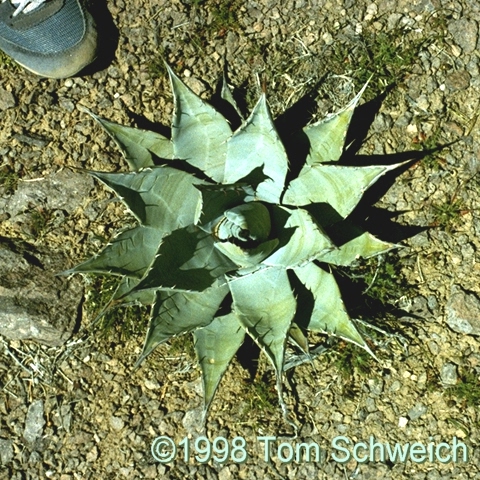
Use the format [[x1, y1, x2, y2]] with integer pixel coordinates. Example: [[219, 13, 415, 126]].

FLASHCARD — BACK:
[[228, 267, 296, 377], [225, 94, 289, 203], [167, 64, 232, 182], [63, 225, 161, 277], [303, 81, 369, 165], [283, 162, 402, 218], [132, 227, 235, 294], [80, 107, 173, 171], [90, 167, 204, 229], [194, 312, 246, 413], [136, 281, 228, 366], [293, 262, 374, 355], [264, 207, 334, 268], [319, 221, 398, 266]]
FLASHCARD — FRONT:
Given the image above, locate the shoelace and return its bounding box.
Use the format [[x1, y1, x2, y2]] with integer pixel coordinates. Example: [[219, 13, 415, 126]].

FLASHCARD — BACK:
[[1, 0, 47, 17]]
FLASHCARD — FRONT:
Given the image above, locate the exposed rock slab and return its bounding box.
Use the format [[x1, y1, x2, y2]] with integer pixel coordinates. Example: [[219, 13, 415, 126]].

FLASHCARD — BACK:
[[0, 237, 83, 346]]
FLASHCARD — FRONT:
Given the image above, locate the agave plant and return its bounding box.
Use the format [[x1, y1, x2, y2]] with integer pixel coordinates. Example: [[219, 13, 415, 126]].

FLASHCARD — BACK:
[[66, 64, 406, 423]]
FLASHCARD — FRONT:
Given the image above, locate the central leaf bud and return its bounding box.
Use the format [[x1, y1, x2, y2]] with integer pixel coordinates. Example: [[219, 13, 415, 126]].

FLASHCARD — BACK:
[[214, 202, 271, 245], [212, 202, 278, 268]]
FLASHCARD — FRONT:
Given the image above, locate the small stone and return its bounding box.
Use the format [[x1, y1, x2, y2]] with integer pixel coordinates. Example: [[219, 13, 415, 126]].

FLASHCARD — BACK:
[[427, 295, 439, 312], [365, 397, 377, 413], [0, 438, 13, 465], [0, 87, 16, 111], [387, 13, 403, 30], [23, 400, 45, 443], [368, 378, 383, 396], [182, 408, 203, 433], [86, 446, 98, 462], [13, 133, 48, 148], [59, 98, 75, 112], [445, 70, 471, 91], [447, 18, 478, 54], [446, 286, 480, 336], [184, 77, 206, 96], [331, 411, 343, 422], [408, 403, 427, 420], [322, 31, 334, 45], [398, 416, 408, 428], [389, 380, 401, 392], [427, 341, 439, 355], [337, 424, 349, 434], [110, 416, 125, 431], [440, 363, 458, 386], [219, 466, 234, 480], [144, 379, 160, 390], [364, 3, 377, 21], [226, 31, 239, 54]]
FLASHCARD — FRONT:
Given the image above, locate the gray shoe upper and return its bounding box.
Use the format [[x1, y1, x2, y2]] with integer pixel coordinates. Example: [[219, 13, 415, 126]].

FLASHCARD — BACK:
[[0, 0, 98, 78]]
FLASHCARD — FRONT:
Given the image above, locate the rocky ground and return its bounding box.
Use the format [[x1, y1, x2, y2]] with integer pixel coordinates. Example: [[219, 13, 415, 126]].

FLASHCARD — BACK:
[[1, 0, 480, 478]]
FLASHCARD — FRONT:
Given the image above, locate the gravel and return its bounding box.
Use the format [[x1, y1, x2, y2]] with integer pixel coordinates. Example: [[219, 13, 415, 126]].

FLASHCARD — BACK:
[[1, 0, 480, 478]]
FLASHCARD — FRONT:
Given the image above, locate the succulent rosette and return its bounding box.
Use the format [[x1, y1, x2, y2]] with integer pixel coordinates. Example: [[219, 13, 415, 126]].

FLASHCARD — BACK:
[[66, 64, 405, 419]]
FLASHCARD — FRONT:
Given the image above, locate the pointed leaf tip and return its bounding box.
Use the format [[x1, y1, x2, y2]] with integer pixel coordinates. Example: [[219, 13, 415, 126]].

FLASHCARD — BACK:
[[194, 313, 245, 413], [284, 161, 408, 218], [79, 106, 173, 171], [299, 79, 370, 166], [293, 262, 372, 353], [228, 267, 295, 376], [137, 281, 229, 366], [167, 63, 232, 182], [225, 93, 288, 203]]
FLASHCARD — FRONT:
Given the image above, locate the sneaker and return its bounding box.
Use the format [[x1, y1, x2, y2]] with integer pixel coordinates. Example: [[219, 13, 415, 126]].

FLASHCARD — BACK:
[[0, 0, 98, 78]]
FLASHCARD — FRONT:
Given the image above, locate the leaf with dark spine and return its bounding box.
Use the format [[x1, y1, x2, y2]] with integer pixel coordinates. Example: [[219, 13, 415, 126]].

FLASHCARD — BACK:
[[112, 276, 156, 305], [63, 225, 162, 277], [221, 73, 244, 120], [225, 94, 289, 203], [80, 107, 173, 171], [194, 312, 246, 413], [167, 64, 232, 182], [136, 280, 229, 366], [293, 262, 374, 356], [302, 80, 369, 165], [264, 206, 334, 268], [131, 226, 236, 294], [90, 167, 205, 229], [283, 162, 404, 218], [91, 277, 156, 322], [319, 220, 398, 266], [228, 267, 296, 379]]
